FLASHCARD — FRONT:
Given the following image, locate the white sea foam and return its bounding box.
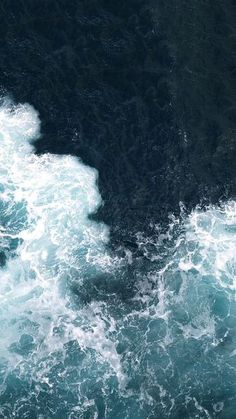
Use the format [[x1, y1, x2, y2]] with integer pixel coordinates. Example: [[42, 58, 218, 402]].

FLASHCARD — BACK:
[[132, 201, 236, 348], [180, 201, 236, 292], [1, 97, 236, 416], [0, 98, 125, 386]]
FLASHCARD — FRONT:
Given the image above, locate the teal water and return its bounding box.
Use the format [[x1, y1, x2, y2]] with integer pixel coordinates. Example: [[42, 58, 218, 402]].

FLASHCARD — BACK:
[[0, 99, 236, 418]]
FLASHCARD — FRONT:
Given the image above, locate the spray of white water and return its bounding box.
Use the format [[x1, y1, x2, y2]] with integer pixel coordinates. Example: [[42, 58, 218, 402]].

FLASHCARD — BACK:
[[1, 98, 236, 417], [0, 98, 125, 391]]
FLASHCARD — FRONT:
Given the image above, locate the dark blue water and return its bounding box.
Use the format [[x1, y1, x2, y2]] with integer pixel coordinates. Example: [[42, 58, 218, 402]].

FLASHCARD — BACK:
[[0, 1, 236, 418]]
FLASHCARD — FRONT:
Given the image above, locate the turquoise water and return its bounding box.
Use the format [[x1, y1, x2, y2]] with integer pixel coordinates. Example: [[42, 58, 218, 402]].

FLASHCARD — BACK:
[[0, 99, 236, 418]]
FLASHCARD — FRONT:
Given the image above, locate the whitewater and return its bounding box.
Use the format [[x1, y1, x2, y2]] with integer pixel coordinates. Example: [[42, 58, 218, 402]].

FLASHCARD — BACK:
[[0, 98, 236, 418]]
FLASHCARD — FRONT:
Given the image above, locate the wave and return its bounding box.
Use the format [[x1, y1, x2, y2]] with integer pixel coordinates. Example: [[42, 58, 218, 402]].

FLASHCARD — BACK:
[[0, 98, 236, 418], [0, 98, 127, 417]]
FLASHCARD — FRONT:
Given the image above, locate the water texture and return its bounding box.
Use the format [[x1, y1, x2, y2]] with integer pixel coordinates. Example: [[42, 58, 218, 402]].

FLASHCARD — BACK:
[[1, 0, 235, 238], [1, 100, 236, 418], [0, 1, 236, 418]]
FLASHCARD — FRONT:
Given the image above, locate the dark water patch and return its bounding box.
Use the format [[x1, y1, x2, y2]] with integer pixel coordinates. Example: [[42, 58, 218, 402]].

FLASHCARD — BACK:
[[1, 0, 235, 245]]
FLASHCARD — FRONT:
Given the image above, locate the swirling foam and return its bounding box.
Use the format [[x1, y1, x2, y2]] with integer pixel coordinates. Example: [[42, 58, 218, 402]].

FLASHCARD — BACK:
[[0, 98, 126, 395], [1, 98, 236, 417]]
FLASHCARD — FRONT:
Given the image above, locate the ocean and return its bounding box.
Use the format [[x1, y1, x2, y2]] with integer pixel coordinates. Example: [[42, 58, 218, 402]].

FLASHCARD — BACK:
[[0, 1, 236, 418]]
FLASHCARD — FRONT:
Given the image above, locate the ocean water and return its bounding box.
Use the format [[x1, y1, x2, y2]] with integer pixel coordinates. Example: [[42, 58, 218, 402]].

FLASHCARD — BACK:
[[1, 98, 236, 418]]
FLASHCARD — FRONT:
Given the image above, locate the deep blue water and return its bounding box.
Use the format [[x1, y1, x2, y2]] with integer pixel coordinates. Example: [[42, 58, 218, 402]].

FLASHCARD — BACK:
[[0, 1, 236, 418]]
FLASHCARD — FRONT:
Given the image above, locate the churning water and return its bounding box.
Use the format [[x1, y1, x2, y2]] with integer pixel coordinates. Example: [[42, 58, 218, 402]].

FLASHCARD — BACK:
[[0, 99, 236, 418]]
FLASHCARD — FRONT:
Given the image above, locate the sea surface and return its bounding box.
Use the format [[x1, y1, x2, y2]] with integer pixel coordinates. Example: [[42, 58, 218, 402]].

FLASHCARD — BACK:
[[0, 1, 236, 418]]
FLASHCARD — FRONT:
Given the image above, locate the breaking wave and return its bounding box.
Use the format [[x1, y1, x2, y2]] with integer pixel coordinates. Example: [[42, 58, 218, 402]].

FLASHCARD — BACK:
[[1, 98, 236, 418]]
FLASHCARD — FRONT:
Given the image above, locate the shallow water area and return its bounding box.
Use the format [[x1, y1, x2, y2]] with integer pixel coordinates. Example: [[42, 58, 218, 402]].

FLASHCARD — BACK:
[[1, 99, 236, 418]]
